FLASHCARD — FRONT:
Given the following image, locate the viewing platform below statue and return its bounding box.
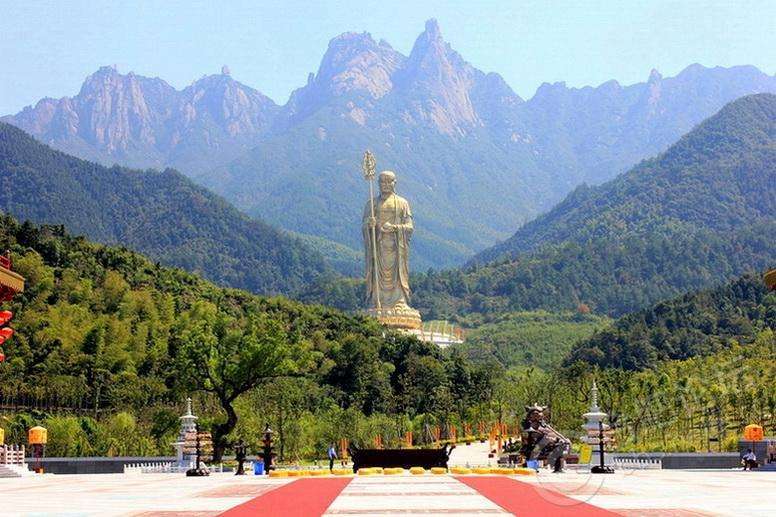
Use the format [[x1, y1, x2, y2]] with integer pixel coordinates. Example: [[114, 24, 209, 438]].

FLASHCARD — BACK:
[[408, 321, 464, 349]]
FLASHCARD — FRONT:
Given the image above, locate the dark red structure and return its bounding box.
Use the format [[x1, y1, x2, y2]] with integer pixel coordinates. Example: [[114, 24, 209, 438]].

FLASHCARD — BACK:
[[0, 253, 24, 363], [348, 444, 455, 472], [765, 269, 776, 291]]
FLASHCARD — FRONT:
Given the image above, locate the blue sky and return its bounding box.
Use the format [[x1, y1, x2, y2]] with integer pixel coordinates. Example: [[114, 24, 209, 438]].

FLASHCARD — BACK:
[[1, 0, 774, 114]]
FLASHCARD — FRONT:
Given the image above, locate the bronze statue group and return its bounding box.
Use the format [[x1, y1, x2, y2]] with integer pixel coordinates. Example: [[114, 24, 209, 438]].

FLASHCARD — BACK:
[[519, 404, 571, 473]]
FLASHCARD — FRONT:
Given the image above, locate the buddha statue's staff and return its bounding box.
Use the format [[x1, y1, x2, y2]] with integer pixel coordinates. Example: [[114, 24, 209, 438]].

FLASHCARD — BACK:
[[362, 150, 381, 311]]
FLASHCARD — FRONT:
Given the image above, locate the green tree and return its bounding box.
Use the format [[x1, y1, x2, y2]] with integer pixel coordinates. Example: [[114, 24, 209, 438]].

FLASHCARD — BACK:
[[174, 302, 304, 461]]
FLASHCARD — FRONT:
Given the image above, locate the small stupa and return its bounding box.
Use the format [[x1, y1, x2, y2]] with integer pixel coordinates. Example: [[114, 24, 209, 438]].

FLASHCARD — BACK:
[[172, 397, 198, 468], [581, 381, 610, 460]]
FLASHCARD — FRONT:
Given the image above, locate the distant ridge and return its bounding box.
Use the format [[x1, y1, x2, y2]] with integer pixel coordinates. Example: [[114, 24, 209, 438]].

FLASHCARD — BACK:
[[0, 122, 328, 295], [3, 65, 278, 174]]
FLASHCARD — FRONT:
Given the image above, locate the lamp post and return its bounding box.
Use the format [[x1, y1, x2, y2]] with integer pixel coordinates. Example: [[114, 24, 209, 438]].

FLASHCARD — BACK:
[[591, 421, 615, 474], [28, 426, 47, 474], [234, 439, 247, 475], [184, 422, 211, 477], [257, 423, 276, 473]]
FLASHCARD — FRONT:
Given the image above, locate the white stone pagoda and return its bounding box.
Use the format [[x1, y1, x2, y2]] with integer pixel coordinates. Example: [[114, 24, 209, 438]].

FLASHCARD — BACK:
[[581, 381, 610, 461], [172, 397, 198, 468]]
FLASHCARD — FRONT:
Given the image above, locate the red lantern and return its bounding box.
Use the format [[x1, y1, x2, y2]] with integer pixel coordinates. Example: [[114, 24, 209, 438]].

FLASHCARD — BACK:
[[0, 327, 12, 345]]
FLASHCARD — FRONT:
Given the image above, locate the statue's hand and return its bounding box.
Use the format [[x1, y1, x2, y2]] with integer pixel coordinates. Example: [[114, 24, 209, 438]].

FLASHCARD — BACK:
[[381, 222, 395, 232], [367, 217, 377, 229]]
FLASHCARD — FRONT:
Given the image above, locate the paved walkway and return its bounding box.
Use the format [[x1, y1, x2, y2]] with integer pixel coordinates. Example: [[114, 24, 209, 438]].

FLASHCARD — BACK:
[[0, 469, 773, 516], [326, 475, 508, 515], [447, 440, 493, 467]]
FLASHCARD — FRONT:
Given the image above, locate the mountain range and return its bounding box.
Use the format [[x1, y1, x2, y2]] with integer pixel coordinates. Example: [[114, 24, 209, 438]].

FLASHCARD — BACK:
[[5, 19, 776, 270], [4, 65, 278, 175], [0, 122, 327, 295]]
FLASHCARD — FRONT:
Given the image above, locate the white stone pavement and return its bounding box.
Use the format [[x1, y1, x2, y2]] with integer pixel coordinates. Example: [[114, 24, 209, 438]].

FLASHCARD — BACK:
[[0, 468, 773, 516], [447, 440, 494, 467], [325, 475, 507, 516]]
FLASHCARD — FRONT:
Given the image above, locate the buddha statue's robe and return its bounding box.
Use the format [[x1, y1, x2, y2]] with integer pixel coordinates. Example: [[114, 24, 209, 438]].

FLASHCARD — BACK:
[[362, 192, 413, 310]]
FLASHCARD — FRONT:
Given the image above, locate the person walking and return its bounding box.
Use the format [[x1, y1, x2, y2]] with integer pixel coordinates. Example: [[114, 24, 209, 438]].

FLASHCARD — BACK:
[[328, 443, 338, 472]]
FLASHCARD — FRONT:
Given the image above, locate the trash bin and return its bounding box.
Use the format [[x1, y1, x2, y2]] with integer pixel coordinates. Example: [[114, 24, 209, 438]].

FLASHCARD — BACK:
[[254, 460, 265, 475], [526, 460, 539, 471]]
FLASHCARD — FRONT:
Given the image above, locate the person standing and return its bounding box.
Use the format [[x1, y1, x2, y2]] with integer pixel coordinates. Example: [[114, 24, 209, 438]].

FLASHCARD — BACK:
[[328, 443, 337, 472]]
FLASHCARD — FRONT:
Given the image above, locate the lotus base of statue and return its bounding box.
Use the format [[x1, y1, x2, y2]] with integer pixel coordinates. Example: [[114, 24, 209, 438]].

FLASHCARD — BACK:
[[366, 304, 422, 330]]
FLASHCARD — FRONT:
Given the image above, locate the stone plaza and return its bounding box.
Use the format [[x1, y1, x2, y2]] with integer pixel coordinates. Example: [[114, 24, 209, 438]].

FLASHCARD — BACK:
[[1, 466, 773, 516]]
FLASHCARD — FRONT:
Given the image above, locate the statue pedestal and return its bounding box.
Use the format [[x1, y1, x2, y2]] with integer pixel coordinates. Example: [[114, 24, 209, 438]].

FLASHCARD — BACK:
[[366, 306, 422, 330], [365, 307, 465, 349]]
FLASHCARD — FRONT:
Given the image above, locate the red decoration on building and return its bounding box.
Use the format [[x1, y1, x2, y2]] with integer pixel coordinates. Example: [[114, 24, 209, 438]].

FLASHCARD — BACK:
[[0, 253, 24, 363]]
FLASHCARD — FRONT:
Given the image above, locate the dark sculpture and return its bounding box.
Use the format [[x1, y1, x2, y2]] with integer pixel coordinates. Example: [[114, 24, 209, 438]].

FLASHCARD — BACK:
[[520, 404, 570, 473], [234, 439, 247, 475], [256, 423, 276, 473], [348, 444, 454, 472], [590, 421, 615, 474]]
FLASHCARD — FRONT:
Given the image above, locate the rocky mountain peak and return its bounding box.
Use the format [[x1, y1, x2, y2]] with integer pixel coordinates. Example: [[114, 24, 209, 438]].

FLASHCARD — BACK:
[[648, 68, 663, 83], [531, 81, 570, 103], [394, 19, 481, 135], [179, 73, 278, 135], [677, 63, 707, 78], [405, 18, 456, 70], [416, 18, 443, 47], [644, 69, 664, 109], [279, 30, 406, 126], [71, 66, 175, 150], [425, 18, 442, 36], [312, 31, 405, 99]]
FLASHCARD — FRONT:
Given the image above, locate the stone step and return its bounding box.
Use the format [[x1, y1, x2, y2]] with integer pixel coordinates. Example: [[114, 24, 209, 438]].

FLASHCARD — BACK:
[[0, 464, 22, 478], [0, 463, 33, 477]]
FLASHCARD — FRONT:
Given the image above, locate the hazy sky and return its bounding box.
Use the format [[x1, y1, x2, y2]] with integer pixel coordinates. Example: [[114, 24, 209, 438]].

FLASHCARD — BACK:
[[2, 0, 774, 114]]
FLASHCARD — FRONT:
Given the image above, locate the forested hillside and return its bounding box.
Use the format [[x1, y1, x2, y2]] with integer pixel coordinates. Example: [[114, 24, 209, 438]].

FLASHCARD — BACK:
[[455, 311, 609, 370], [501, 329, 775, 453], [407, 94, 776, 317], [0, 215, 494, 458], [0, 217, 770, 458], [566, 273, 775, 370], [0, 122, 328, 295]]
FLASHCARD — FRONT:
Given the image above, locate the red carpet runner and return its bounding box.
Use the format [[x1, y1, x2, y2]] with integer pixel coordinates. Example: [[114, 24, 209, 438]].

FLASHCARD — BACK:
[[457, 476, 618, 516], [219, 477, 352, 517]]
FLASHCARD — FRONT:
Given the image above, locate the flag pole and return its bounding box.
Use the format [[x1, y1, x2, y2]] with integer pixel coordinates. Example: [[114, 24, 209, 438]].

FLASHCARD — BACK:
[[362, 151, 381, 311]]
